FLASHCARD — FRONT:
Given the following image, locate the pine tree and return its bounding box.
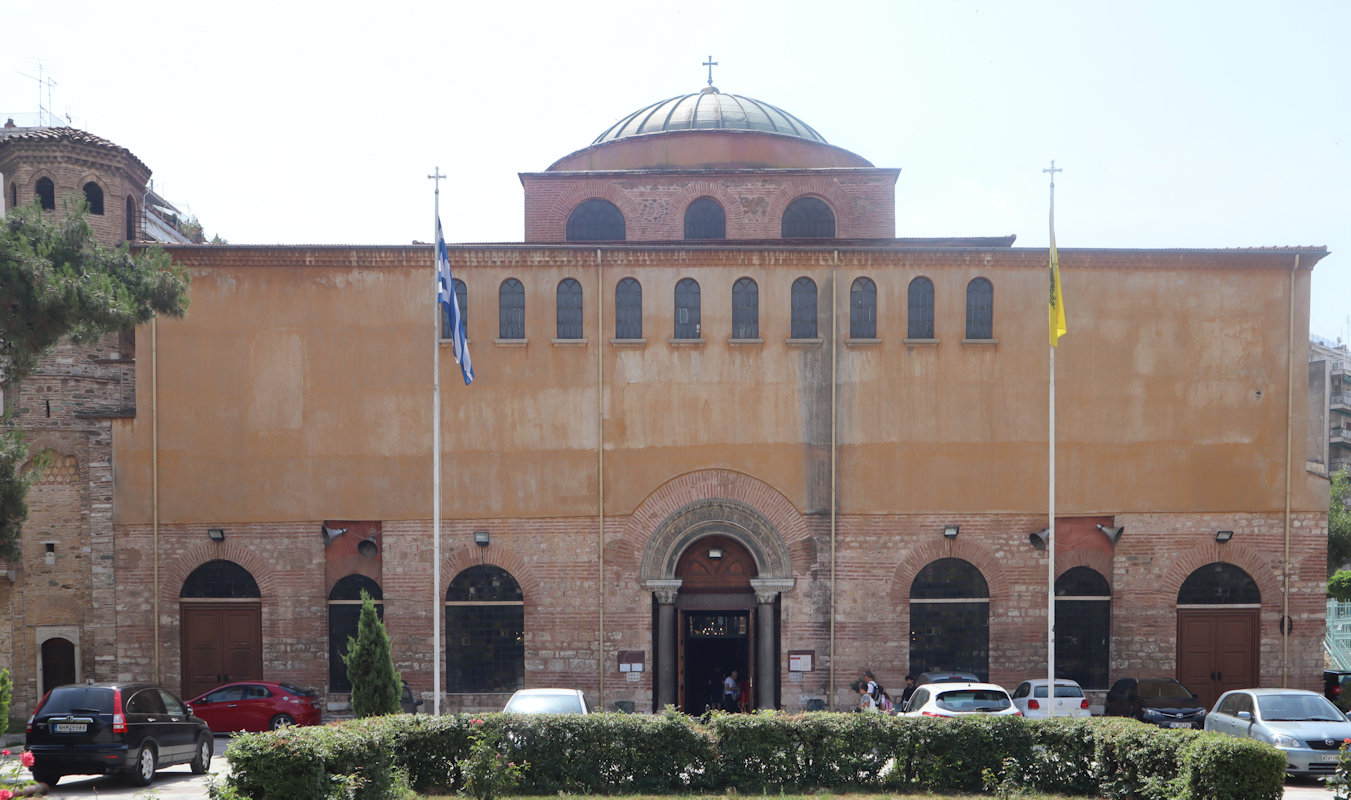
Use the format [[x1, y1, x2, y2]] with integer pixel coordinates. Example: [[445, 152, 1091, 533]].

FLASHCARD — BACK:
[[341, 590, 402, 717]]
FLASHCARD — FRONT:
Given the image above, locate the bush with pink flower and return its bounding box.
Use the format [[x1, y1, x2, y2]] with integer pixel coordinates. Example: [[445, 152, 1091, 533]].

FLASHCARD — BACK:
[[0, 747, 36, 797]]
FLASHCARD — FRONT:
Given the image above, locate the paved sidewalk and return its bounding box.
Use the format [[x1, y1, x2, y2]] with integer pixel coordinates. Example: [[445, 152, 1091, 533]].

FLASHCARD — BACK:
[[1, 734, 229, 799]]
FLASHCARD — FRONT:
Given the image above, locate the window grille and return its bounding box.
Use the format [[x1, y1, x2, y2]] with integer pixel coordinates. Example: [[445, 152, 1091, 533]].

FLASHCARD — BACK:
[[36, 177, 55, 210], [675, 278, 701, 339], [1055, 566, 1111, 689], [684, 197, 726, 240], [180, 559, 261, 598], [781, 196, 835, 238], [445, 565, 525, 694], [615, 277, 642, 339], [556, 278, 583, 339], [850, 277, 877, 338], [328, 575, 383, 692], [732, 277, 759, 339], [83, 182, 104, 215], [499, 278, 524, 339], [908, 277, 935, 338], [566, 199, 625, 241], [966, 277, 993, 339], [791, 277, 817, 339], [1177, 562, 1260, 604], [909, 558, 989, 680]]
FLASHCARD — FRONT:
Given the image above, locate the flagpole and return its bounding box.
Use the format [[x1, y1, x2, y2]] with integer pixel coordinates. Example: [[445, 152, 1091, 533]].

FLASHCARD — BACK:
[[1044, 159, 1063, 715], [429, 167, 444, 716]]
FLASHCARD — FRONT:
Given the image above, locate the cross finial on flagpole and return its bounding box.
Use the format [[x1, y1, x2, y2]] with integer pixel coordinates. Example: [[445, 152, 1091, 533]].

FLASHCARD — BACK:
[[1043, 159, 1062, 189], [428, 166, 445, 197], [703, 55, 718, 87]]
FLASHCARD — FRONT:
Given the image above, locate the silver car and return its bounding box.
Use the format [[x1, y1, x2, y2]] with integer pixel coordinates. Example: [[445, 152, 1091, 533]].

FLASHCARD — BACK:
[[502, 688, 590, 714], [1204, 688, 1351, 777]]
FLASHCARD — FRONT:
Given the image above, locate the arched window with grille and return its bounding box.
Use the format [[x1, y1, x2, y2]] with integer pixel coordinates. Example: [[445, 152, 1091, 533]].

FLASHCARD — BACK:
[[8, 181, 16, 210], [674, 278, 701, 339], [907, 276, 935, 339], [83, 182, 104, 215], [36, 177, 55, 210], [850, 277, 877, 339], [732, 277, 759, 339], [556, 278, 583, 339], [615, 277, 642, 339], [781, 196, 835, 238], [566, 199, 625, 241], [125, 196, 137, 240], [791, 277, 817, 339], [684, 197, 725, 240], [441, 279, 468, 340], [328, 575, 383, 693], [1055, 566, 1111, 689], [445, 565, 524, 694], [910, 558, 990, 680], [499, 278, 524, 339], [966, 277, 994, 339]]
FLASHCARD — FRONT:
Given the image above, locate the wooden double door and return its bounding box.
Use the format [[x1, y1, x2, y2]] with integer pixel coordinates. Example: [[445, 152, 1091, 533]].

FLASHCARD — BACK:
[[1176, 608, 1259, 710], [181, 602, 263, 700]]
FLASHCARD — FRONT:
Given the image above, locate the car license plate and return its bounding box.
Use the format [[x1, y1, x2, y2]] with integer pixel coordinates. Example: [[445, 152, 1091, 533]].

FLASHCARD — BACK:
[[1321, 754, 1341, 763], [54, 722, 87, 733], [1167, 722, 1191, 728]]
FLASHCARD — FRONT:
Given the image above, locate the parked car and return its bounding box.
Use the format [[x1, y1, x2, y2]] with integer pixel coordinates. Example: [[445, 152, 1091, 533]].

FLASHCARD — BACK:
[[26, 682, 213, 787], [914, 670, 981, 686], [901, 682, 1021, 718], [1205, 688, 1351, 777], [1323, 670, 1351, 706], [186, 681, 322, 732], [502, 688, 590, 714], [1010, 678, 1091, 718], [1104, 677, 1206, 728]]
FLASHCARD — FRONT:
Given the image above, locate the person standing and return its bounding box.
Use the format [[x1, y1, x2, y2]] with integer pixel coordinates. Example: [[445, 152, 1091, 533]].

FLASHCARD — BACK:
[[723, 669, 741, 712], [857, 683, 878, 712], [901, 675, 918, 707]]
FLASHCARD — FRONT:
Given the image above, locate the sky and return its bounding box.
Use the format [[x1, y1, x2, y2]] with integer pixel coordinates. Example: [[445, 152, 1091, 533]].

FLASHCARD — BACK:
[[3, 0, 1347, 341]]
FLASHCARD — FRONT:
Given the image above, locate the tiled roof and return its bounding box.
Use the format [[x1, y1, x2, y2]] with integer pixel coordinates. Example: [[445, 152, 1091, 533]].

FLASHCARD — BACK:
[[0, 126, 150, 174]]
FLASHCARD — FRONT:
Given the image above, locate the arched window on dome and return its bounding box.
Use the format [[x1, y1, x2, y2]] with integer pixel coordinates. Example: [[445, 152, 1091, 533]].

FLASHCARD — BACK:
[[7, 181, 16, 211], [36, 177, 55, 210], [499, 278, 524, 339], [850, 277, 877, 339], [125, 196, 137, 241], [782, 196, 835, 238], [556, 278, 583, 340], [566, 199, 625, 241], [791, 277, 817, 339], [83, 182, 104, 215], [684, 197, 726, 240], [732, 277, 759, 340], [615, 277, 642, 340], [966, 277, 994, 339], [674, 278, 701, 339], [908, 277, 935, 339]]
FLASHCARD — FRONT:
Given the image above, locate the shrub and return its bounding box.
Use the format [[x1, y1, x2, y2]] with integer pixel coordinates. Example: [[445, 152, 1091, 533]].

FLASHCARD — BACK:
[[342, 590, 401, 718], [0, 668, 11, 733], [1174, 733, 1286, 800]]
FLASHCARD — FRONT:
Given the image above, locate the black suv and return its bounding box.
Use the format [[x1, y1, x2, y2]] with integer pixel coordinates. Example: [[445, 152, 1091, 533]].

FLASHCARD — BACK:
[[26, 682, 212, 787], [1104, 677, 1207, 729]]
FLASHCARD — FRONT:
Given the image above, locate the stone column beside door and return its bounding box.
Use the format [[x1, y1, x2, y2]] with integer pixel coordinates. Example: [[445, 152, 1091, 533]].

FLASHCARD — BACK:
[[750, 578, 794, 710], [647, 579, 682, 711]]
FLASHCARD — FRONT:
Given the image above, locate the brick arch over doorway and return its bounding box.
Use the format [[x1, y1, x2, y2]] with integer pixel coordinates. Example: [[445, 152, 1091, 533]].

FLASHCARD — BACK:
[[1162, 543, 1280, 605], [887, 537, 1011, 606]]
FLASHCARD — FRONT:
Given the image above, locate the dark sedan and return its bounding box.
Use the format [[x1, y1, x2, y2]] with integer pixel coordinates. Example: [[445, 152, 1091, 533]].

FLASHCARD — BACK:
[[186, 681, 322, 732], [1105, 677, 1207, 729], [26, 682, 212, 787]]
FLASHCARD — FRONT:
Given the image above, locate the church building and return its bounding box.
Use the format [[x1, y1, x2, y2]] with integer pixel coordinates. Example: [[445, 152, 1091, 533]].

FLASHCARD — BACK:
[[0, 82, 1332, 716]]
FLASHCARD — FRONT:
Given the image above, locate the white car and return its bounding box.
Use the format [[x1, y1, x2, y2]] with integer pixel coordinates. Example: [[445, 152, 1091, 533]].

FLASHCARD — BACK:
[[901, 681, 1021, 718], [502, 688, 590, 714], [1010, 679, 1091, 718]]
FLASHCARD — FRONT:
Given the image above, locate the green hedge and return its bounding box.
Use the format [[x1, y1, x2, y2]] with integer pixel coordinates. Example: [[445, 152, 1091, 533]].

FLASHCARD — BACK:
[[212, 711, 1288, 800]]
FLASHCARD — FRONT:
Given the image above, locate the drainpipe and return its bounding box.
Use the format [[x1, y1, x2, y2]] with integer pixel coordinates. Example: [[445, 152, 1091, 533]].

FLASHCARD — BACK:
[[596, 249, 605, 710], [1282, 255, 1298, 687], [152, 317, 160, 684], [829, 252, 839, 708]]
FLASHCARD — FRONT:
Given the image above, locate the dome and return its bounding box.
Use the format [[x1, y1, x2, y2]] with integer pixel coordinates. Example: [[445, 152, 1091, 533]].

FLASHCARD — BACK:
[[592, 87, 828, 146]]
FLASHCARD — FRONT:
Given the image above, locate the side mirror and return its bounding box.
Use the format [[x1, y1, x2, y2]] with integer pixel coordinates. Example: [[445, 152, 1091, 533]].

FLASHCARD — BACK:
[[1237, 711, 1251, 721]]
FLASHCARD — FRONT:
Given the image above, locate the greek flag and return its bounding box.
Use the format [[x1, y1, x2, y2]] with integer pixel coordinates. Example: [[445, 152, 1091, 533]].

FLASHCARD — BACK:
[[436, 217, 474, 384]]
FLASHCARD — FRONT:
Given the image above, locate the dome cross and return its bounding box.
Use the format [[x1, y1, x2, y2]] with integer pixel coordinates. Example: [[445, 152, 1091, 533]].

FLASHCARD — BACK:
[[703, 55, 718, 87]]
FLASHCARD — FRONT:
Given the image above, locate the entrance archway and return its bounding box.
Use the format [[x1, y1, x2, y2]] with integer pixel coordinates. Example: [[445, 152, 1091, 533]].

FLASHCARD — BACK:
[[1177, 562, 1260, 709], [180, 559, 263, 700], [640, 497, 794, 713]]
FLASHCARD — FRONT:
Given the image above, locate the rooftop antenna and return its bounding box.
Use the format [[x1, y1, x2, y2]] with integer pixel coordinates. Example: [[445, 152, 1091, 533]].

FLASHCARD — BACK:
[[17, 61, 58, 127]]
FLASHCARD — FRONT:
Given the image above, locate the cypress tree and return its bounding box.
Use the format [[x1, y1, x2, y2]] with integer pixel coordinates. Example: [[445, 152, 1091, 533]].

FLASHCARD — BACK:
[[342, 590, 401, 717]]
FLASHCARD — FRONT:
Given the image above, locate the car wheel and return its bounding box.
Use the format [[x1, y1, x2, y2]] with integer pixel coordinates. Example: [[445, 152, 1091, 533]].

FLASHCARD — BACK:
[[31, 768, 61, 786], [190, 735, 212, 774], [127, 743, 157, 786], [269, 713, 296, 730]]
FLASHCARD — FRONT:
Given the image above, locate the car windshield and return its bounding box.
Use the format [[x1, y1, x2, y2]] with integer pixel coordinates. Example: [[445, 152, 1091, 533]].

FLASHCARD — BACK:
[[39, 687, 115, 715], [1137, 680, 1190, 699], [504, 694, 583, 713], [1034, 685, 1084, 698], [1258, 694, 1346, 722], [278, 683, 316, 697], [935, 690, 1011, 712]]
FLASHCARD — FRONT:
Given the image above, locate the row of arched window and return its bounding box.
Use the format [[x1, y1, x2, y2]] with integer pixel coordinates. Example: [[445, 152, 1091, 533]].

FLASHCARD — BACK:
[[11, 178, 106, 214], [441, 275, 997, 342], [565, 195, 837, 241]]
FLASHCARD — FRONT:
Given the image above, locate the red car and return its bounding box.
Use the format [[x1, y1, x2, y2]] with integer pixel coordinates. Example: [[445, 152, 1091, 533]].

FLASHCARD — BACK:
[[186, 681, 322, 732]]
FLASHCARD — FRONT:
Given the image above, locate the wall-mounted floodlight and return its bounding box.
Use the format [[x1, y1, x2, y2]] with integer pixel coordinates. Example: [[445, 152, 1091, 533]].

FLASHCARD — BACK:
[[474, 530, 490, 546], [943, 525, 960, 540], [1096, 524, 1124, 545], [207, 528, 225, 542], [708, 547, 723, 559], [1215, 530, 1234, 543]]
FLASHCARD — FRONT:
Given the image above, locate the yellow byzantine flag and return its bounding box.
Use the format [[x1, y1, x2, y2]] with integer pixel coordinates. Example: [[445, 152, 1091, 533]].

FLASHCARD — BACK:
[[1049, 220, 1067, 346]]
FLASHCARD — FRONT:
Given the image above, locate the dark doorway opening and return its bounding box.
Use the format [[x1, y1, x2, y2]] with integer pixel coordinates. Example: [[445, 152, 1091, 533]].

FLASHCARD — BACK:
[[683, 611, 749, 714]]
